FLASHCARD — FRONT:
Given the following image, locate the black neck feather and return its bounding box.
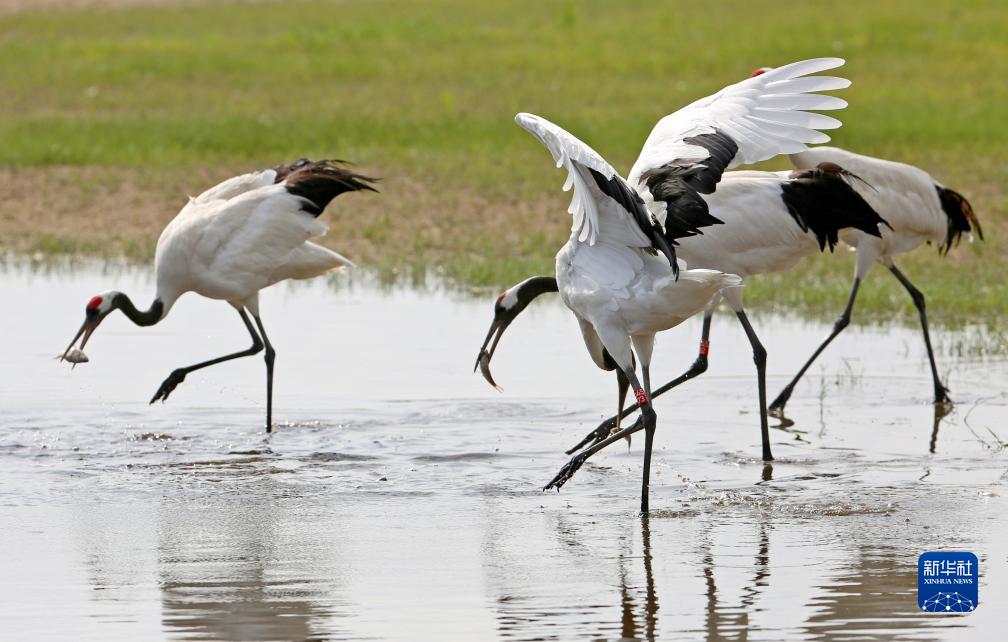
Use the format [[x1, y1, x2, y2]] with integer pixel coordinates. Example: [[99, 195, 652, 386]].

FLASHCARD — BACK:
[[503, 276, 558, 319], [519, 276, 559, 302], [113, 294, 164, 327]]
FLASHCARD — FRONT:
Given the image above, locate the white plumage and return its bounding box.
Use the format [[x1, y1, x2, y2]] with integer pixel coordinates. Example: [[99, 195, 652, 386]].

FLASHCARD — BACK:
[[769, 147, 982, 415], [479, 164, 887, 463], [674, 164, 889, 276], [680, 171, 833, 276], [516, 112, 738, 372], [516, 112, 651, 249], [157, 167, 354, 314], [611, 165, 887, 457], [789, 147, 966, 265], [507, 57, 853, 511], [60, 159, 376, 432], [629, 58, 849, 224]]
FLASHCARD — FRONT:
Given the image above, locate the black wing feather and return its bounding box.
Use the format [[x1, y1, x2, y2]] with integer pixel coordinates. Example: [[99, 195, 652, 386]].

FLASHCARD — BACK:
[[586, 166, 680, 277], [272, 158, 315, 181], [277, 160, 378, 216], [781, 168, 889, 252], [638, 130, 736, 243]]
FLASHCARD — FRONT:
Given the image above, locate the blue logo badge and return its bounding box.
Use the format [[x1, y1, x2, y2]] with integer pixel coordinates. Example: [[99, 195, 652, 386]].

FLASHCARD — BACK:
[[918, 551, 978, 613]]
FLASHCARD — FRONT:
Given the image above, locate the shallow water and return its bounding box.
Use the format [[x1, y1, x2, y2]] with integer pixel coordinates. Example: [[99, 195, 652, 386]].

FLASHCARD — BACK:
[[2, 261, 1006, 641]]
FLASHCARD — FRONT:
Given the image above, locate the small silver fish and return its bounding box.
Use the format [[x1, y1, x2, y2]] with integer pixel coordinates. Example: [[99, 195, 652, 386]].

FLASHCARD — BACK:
[[59, 348, 89, 365], [477, 350, 501, 390]]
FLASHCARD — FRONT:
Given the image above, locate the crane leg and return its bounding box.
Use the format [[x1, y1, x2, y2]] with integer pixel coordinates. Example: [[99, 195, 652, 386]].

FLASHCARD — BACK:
[[613, 369, 631, 449], [566, 307, 713, 455], [253, 315, 277, 433], [614, 369, 629, 434], [889, 265, 951, 405], [769, 278, 861, 417], [639, 367, 656, 514], [149, 309, 264, 406], [735, 309, 772, 461], [546, 367, 658, 514]]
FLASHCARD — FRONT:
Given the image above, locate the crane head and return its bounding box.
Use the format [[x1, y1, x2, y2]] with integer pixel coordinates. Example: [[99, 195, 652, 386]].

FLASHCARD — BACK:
[[749, 67, 772, 77], [474, 292, 521, 390], [474, 276, 558, 389], [59, 291, 119, 366]]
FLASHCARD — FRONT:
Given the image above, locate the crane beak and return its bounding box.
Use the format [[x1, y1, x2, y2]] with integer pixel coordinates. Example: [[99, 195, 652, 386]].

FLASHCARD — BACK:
[[59, 317, 96, 367], [474, 317, 510, 390]]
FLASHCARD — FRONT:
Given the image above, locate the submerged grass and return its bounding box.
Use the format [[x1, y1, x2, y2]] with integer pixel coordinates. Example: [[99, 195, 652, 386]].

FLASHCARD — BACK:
[[0, 0, 1005, 326]]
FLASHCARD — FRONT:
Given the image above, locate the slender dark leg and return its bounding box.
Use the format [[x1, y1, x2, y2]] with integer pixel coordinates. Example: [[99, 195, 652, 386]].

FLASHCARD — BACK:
[[253, 315, 276, 433], [615, 369, 630, 433], [735, 310, 772, 461], [614, 369, 633, 449], [650, 310, 712, 398], [639, 366, 656, 514], [546, 367, 658, 514], [929, 406, 942, 454], [769, 278, 861, 416], [150, 309, 263, 404], [566, 310, 712, 455], [889, 265, 951, 404]]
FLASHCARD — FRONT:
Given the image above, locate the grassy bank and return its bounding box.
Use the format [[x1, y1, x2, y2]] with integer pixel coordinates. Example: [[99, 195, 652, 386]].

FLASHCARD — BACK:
[[0, 0, 1005, 325]]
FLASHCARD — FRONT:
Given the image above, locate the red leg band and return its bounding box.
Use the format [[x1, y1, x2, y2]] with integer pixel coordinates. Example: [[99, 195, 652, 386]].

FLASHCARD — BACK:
[[635, 388, 649, 405], [699, 339, 710, 356]]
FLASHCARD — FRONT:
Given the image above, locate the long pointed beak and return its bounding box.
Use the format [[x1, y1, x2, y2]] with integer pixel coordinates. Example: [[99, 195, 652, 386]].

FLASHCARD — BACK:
[[60, 318, 95, 364], [474, 317, 510, 390]]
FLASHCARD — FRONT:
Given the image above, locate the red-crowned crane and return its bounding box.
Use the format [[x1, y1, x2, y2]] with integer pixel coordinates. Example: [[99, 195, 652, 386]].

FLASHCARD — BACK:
[[767, 146, 982, 416], [477, 164, 888, 459], [487, 58, 854, 511], [59, 159, 377, 433]]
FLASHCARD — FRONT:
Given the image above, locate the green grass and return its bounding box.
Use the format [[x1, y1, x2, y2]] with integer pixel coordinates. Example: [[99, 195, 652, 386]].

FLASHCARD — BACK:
[[0, 0, 1006, 328]]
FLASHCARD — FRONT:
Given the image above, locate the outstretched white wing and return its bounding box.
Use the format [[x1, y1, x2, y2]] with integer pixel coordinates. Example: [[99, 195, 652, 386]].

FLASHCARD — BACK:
[[515, 112, 647, 248], [630, 58, 850, 183], [628, 58, 850, 232]]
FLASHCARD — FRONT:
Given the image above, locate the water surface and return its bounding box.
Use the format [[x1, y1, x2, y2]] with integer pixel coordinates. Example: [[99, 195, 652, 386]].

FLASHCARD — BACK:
[[1, 262, 1006, 640]]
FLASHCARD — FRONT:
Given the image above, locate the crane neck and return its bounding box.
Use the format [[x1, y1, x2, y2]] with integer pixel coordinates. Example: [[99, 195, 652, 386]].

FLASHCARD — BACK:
[[112, 293, 165, 327], [508, 276, 558, 314], [519, 276, 559, 299]]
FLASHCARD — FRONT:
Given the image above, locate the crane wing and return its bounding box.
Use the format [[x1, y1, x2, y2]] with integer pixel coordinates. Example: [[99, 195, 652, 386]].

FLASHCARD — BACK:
[[629, 58, 850, 232], [187, 159, 374, 210], [187, 183, 355, 299], [191, 166, 374, 293], [189, 169, 279, 206], [515, 112, 680, 272]]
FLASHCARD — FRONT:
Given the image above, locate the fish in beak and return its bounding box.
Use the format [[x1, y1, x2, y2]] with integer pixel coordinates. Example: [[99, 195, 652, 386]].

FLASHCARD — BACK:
[[474, 315, 512, 390], [58, 312, 99, 368], [473, 277, 559, 390]]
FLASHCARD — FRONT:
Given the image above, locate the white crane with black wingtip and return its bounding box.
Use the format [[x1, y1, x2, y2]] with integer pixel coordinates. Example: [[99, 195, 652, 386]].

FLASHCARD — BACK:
[[59, 159, 377, 433], [477, 162, 889, 458], [767, 146, 982, 416], [491, 58, 856, 512], [511, 112, 741, 512], [735, 66, 984, 416]]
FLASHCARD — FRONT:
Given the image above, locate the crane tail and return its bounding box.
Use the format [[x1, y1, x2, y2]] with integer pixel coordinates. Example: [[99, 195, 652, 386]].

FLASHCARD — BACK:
[[279, 160, 379, 216], [936, 185, 982, 255]]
